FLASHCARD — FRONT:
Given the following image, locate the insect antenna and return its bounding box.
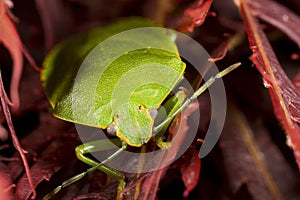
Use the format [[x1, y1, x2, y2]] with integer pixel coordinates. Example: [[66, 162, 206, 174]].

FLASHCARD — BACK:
[[153, 62, 241, 133]]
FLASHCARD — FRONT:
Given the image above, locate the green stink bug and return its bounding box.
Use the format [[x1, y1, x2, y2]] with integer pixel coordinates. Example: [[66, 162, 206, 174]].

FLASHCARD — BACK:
[[42, 18, 185, 147], [42, 18, 240, 199]]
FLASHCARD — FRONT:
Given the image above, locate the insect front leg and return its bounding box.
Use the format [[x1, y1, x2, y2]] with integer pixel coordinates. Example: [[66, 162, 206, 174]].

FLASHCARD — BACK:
[[154, 90, 186, 149], [43, 139, 127, 200]]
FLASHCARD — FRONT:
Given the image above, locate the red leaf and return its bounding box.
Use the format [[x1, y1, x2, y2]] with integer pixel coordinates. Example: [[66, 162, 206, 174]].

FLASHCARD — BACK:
[[0, 171, 13, 200], [220, 103, 300, 199], [236, 0, 300, 169], [15, 137, 78, 200], [178, 148, 201, 198], [0, 0, 38, 110], [247, 0, 300, 47], [209, 33, 246, 62], [7, 112, 76, 181], [137, 168, 167, 200], [209, 37, 229, 62], [293, 69, 300, 92], [6, 112, 75, 199], [176, 0, 214, 32], [0, 0, 23, 109]]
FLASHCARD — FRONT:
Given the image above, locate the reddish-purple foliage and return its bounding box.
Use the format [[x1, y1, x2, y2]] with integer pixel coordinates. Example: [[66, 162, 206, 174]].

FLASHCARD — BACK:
[[235, 0, 300, 169]]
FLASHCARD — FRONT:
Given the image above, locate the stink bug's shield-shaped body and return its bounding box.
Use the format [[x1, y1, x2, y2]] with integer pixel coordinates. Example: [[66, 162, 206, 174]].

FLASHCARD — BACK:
[[42, 18, 186, 147]]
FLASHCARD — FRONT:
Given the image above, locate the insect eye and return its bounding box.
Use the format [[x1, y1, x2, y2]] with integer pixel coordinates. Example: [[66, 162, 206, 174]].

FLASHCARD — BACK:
[[107, 124, 117, 136], [148, 108, 158, 120]]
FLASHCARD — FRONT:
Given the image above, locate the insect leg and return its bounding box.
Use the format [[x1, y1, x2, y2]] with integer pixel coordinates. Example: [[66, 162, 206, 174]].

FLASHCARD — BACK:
[[43, 140, 127, 200], [155, 90, 186, 149]]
